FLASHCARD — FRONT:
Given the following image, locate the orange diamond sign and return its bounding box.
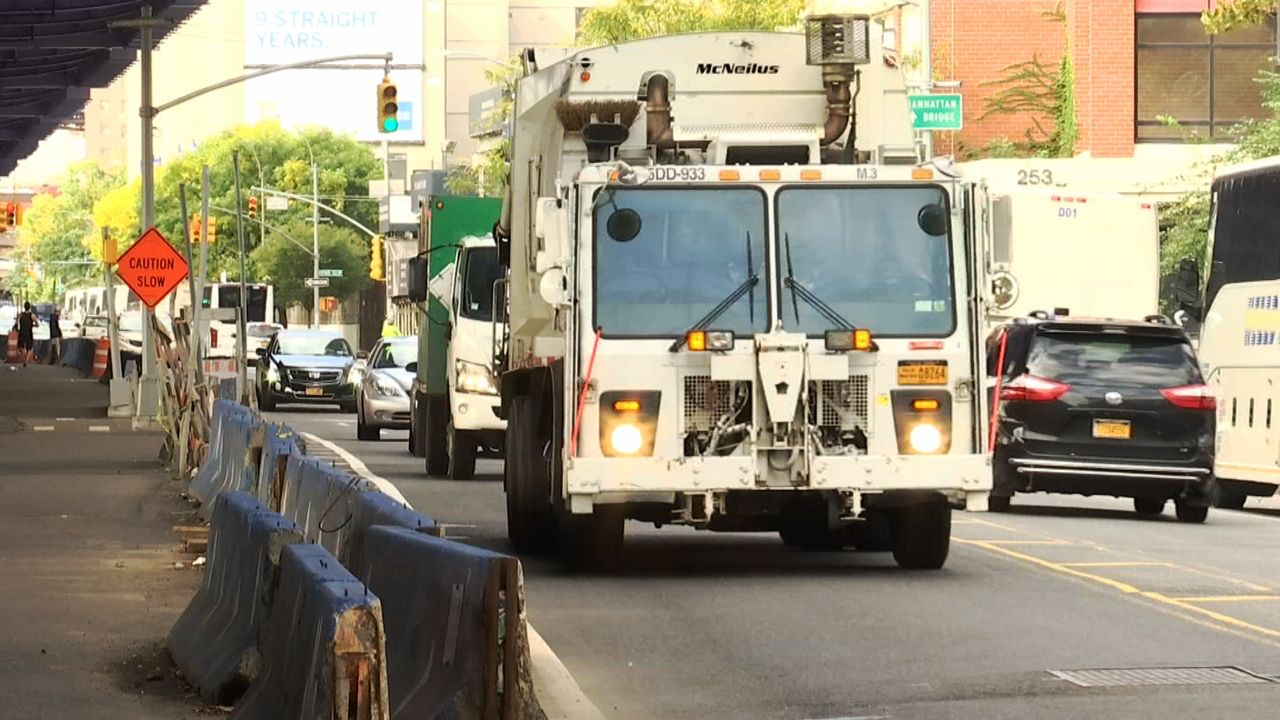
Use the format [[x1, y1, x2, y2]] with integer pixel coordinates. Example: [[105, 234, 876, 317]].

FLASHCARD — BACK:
[[115, 226, 190, 309]]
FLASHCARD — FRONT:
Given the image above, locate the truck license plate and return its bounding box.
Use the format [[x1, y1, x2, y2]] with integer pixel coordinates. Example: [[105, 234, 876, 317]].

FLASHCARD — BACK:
[[898, 361, 948, 386], [305, 387, 324, 397], [1092, 419, 1131, 440]]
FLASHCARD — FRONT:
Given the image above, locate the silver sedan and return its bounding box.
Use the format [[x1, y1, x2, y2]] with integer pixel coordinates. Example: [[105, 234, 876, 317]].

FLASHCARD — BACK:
[[356, 336, 417, 440]]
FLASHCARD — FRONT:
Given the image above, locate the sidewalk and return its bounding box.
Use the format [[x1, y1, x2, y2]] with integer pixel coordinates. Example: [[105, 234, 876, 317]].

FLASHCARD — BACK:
[[0, 365, 204, 719]]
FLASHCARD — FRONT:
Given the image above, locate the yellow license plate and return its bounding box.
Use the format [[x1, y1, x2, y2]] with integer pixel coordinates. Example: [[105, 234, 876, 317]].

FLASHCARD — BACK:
[[1092, 419, 1131, 440], [898, 361, 948, 386], [304, 387, 324, 397]]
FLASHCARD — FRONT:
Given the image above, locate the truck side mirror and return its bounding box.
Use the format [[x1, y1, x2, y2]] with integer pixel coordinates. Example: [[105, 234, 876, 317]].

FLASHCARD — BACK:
[[406, 256, 429, 303]]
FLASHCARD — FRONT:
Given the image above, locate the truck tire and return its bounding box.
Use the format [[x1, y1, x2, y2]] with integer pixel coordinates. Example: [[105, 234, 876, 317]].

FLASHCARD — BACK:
[[409, 422, 424, 457], [446, 421, 477, 480], [505, 396, 557, 554], [423, 395, 449, 476], [559, 505, 625, 571], [891, 497, 951, 570]]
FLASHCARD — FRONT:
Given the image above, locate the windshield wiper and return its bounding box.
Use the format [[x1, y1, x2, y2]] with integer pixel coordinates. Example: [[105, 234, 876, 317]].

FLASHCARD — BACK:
[[669, 231, 759, 352], [783, 232, 857, 331]]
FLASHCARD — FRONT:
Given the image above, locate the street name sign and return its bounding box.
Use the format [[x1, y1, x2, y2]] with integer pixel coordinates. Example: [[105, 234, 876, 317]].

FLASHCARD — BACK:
[[305, 277, 330, 288], [318, 268, 344, 278], [909, 94, 964, 131], [115, 227, 189, 308]]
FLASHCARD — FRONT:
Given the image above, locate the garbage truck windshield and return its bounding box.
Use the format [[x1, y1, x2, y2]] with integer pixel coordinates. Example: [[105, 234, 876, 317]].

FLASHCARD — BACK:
[[593, 187, 768, 337], [776, 186, 956, 338]]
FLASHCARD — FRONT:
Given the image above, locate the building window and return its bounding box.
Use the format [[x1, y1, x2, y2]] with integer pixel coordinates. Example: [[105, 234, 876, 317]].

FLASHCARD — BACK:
[[1136, 13, 1276, 141]]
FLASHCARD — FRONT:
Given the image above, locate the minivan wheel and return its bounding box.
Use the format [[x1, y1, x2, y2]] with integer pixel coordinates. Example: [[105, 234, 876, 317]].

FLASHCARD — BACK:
[[1175, 500, 1209, 524], [1133, 497, 1166, 515]]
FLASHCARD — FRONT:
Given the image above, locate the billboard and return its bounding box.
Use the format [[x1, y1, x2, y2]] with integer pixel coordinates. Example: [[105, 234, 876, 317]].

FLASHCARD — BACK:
[[244, 0, 424, 142]]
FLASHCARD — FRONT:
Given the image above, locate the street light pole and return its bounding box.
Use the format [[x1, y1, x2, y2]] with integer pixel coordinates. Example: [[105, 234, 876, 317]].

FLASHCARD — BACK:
[[299, 133, 320, 327]]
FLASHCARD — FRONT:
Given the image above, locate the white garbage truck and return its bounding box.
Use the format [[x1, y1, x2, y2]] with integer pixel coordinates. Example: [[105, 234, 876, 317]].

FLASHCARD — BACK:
[[494, 15, 992, 569]]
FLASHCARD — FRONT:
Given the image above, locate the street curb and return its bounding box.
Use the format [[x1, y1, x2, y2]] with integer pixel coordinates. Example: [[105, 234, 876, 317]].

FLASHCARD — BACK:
[[300, 430, 607, 719]]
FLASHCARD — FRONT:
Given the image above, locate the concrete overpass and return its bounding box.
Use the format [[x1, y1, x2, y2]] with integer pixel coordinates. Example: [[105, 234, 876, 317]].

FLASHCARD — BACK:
[[0, 1, 209, 178]]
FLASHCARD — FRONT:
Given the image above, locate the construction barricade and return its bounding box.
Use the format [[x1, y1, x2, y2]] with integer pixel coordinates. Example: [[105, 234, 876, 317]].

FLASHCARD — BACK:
[[254, 422, 305, 508], [191, 401, 263, 518], [57, 338, 95, 375], [232, 543, 389, 720], [90, 336, 109, 378], [360, 526, 540, 720], [168, 492, 303, 705]]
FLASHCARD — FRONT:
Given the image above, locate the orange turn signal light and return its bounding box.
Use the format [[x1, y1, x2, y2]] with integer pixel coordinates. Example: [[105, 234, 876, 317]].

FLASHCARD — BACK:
[[613, 399, 641, 412], [912, 168, 935, 180], [688, 330, 707, 351], [719, 170, 740, 181], [800, 170, 822, 181], [758, 169, 781, 181], [854, 329, 872, 351], [911, 398, 940, 412]]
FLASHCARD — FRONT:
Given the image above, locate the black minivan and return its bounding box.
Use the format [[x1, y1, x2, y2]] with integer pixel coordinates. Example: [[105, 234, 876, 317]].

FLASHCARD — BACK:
[[987, 314, 1216, 522]]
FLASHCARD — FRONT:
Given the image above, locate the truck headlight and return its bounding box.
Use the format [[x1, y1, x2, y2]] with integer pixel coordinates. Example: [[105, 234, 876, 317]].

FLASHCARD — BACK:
[[908, 423, 943, 454], [609, 424, 644, 455], [456, 361, 498, 395], [599, 391, 661, 457]]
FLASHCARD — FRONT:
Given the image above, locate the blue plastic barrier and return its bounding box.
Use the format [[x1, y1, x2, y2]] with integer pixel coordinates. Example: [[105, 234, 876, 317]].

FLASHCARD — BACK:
[[168, 492, 303, 705], [359, 526, 534, 719], [254, 422, 305, 509], [341, 491, 438, 573], [278, 453, 377, 554], [191, 401, 264, 519], [57, 338, 95, 374], [218, 377, 238, 401], [232, 543, 389, 720]]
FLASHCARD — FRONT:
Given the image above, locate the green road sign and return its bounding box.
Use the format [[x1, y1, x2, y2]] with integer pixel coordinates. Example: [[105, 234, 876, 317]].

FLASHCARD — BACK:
[[318, 268, 344, 278], [909, 94, 963, 131]]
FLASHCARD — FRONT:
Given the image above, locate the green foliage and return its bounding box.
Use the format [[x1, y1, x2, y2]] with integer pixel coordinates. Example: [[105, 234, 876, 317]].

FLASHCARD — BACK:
[[1203, 0, 1276, 33], [1158, 66, 1280, 293], [152, 121, 382, 279], [249, 221, 370, 312], [576, 0, 806, 45], [976, 4, 1077, 159], [15, 161, 127, 299]]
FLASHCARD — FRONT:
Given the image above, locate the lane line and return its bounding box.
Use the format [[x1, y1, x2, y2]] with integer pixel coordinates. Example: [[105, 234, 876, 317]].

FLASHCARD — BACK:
[[32, 426, 54, 432], [56, 417, 74, 421], [1059, 561, 1170, 568], [957, 538, 1280, 647], [1175, 595, 1280, 604], [88, 425, 109, 432], [299, 432, 409, 505]]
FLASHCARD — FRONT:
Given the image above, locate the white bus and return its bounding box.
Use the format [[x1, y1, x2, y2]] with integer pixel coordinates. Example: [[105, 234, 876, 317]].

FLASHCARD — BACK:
[[1180, 156, 1280, 508], [198, 282, 282, 360]]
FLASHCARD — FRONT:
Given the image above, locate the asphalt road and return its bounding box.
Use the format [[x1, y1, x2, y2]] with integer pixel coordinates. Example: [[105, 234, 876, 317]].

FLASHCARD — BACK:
[[269, 405, 1280, 720]]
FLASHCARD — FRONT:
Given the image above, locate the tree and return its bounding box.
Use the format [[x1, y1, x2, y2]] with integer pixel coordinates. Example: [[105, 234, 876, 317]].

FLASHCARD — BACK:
[[1203, 0, 1276, 33], [16, 161, 127, 299], [576, 0, 806, 44], [249, 221, 371, 313]]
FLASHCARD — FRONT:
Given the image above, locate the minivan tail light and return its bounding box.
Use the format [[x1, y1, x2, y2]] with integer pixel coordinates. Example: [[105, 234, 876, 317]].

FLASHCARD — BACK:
[[1161, 384, 1216, 411], [1001, 375, 1069, 403]]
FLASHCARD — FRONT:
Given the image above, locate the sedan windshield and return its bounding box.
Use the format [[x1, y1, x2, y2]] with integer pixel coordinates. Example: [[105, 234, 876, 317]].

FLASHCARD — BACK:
[[373, 340, 416, 368], [277, 334, 351, 357], [594, 188, 767, 336], [776, 186, 955, 337]]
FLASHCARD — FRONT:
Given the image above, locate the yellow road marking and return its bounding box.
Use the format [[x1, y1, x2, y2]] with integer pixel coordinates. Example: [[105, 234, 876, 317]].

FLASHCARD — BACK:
[[1175, 595, 1280, 604], [1059, 561, 1170, 569], [958, 539, 1072, 546], [957, 538, 1280, 646]]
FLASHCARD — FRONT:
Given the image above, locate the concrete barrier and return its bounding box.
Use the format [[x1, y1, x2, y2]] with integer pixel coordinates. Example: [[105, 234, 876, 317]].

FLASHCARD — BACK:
[[232, 543, 389, 720], [57, 338, 95, 375], [168, 492, 303, 705], [191, 402, 264, 518], [360, 526, 541, 720]]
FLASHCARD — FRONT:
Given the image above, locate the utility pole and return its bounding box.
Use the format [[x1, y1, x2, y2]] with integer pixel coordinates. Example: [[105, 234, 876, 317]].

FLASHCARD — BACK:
[[108, 4, 169, 424], [199, 166, 211, 369], [233, 153, 249, 403], [313, 156, 320, 327]]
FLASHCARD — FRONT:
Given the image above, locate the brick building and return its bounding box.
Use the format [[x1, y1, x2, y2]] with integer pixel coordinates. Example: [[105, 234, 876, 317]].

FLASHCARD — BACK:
[[931, 0, 1277, 159]]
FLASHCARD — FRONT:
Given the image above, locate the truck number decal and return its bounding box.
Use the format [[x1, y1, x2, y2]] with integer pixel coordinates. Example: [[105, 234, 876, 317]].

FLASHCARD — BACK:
[[1017, 169, 1054, 186], [1057, 207, 1078, 219], [651, 167, 707, 181], [857, 167, 878, 180]]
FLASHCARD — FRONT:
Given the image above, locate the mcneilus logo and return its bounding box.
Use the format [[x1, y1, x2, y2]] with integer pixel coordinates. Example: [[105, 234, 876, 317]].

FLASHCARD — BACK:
[[694, 62, 780, 75]]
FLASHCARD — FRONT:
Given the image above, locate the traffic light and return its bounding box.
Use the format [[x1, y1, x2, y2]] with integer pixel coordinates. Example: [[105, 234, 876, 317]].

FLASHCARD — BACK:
[[4, 202, 16, 227], [207, 216, 218, 244], [189, 214, 202, 243], [370, 234, 385, 280], [377, 77, 399, 133], [247, 196, 259, 220]]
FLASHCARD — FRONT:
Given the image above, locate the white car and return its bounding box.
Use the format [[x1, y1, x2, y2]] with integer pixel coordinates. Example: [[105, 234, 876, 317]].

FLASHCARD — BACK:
[[79, 315, 109, 341], [118, 310, 174, 353]]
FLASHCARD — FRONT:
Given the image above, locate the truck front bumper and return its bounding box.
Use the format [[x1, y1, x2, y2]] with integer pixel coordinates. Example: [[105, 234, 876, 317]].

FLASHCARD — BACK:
[[566, 453, 992, 509], [451, 391, 506, 432]]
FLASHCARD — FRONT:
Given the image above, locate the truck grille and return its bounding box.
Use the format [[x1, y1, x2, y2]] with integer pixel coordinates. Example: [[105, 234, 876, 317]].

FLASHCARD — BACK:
[[811, 376, 870, 430], [683, 376, 735, 432]]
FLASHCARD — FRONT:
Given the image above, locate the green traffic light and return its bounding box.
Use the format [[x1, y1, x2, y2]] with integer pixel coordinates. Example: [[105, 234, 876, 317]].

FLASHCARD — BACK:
[[383, 117, 399, 132]]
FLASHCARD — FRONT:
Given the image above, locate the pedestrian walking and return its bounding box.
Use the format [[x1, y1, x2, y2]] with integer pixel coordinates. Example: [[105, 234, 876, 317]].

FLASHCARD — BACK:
[[48, 307, 63, 365], [13, 302, 38, 367]]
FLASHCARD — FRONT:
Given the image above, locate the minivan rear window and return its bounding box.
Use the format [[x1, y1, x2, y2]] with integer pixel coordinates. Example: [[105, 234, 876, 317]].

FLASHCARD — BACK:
[[1028, 332, 1200, 387]]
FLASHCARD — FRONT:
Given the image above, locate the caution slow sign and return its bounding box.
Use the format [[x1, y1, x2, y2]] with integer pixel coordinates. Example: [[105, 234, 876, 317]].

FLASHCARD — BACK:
[[115, 227, 190, 309]]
